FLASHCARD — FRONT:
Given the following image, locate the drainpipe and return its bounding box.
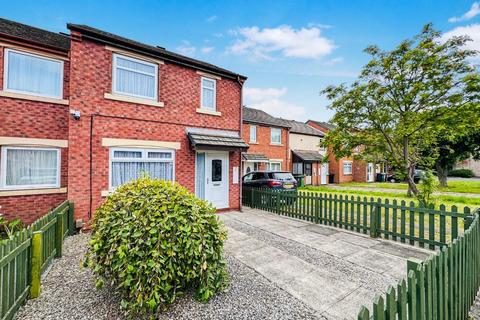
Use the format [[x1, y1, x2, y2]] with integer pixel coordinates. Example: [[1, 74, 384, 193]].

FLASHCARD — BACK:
[[237, 75, 244, 212]]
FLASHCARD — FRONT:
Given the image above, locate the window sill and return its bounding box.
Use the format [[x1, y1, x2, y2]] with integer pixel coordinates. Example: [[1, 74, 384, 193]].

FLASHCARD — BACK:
[[101, 190, 111, 197], [270, 143, 284, 146], [0, 187, 67, 197], [196, 108, 222, 116], [104, 93, 164, 107], [249, 142, 258, 144], [0, 91, 69, 105]]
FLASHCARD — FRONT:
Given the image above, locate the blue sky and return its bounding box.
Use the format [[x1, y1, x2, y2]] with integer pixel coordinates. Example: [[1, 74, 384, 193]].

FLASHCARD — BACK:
[[3, 1, 479, 121]]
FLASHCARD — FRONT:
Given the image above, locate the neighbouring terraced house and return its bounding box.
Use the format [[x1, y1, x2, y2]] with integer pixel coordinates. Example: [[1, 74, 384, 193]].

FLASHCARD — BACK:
[[0, 18, 248, 226]]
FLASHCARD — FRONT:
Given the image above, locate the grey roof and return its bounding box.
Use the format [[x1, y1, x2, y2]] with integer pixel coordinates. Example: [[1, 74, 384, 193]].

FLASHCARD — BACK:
[[242, 153, 269, 162], [0, 18, 70, 51], [283, 119, 324, 137], [292, 150, 324, 162], [243, 107, 291, 128], [188, 133, 248, 150], [308, 120, 336, 131], [67, 24, 246, 81]]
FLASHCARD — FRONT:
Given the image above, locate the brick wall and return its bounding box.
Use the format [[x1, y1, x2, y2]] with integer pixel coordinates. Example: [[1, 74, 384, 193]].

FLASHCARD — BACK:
[[68, 32, 242, 223], [0, 45, 70, 224], [243, 123, 289, 170]]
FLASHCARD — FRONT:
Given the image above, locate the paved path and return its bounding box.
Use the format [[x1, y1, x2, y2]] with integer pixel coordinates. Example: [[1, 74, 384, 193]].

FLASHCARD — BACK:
[[323, 184, 480, 198], [220, 208, 431, 320]]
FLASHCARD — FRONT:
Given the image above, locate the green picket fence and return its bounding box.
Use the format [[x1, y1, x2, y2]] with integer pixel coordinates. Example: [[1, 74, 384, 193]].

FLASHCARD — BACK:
[[0, 201, 75, 320], [358, 209, 479, 320], [242, 187, 480, 319], [242, 187, 469, 249]]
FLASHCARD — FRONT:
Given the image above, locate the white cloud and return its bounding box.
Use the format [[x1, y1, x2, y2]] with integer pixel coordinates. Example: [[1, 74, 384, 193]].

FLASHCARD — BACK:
[[201, 46, 214, 54], [176, 41, 196, 57], [449, 2, 480, 22], [206, 15, 218, 23], [227, 25, 336, 60], [243, 87, 306, 119], [442, 23, 480, 60]]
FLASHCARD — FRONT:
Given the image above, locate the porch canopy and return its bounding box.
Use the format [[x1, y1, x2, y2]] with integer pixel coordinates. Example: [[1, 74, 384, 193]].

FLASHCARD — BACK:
[[292, 150, 323, 162], [242, 153, 269, 162], [188, 132, 249, 151]]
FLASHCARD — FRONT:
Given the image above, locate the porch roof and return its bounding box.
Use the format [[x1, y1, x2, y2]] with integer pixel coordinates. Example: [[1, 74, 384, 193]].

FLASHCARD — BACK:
[[242, 153, 269, 162], [292, 150, 324, 162], [188, 132, 249, 151]]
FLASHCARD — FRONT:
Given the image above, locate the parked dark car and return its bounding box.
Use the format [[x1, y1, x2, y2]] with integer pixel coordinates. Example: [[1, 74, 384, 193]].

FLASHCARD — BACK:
[[386, 170, 425, 184], [242, 171, 298, 190]]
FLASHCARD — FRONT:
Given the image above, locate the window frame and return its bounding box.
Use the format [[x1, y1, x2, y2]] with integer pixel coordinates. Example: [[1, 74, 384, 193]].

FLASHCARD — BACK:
[[0, 146, 61, 190], [108, 147, 175, 190], [200, 77, 217, 110], [268, 161, 282, 171], [343, 161, 353, 175], [270, 128, 282, 144], [112, 53, 159, 101], [3, 48, 64, 99], [249, 125, 257, 143]]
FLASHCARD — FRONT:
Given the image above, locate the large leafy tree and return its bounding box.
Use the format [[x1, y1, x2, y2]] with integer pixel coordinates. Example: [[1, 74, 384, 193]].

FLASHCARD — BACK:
[[322, 24, 480, 196]]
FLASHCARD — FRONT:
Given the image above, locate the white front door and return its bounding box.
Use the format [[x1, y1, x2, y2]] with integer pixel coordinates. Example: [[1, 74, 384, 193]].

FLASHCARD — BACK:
[[367, 163, 374, 182], [205, 152, 229, 209], [321, 163, 329, 184]]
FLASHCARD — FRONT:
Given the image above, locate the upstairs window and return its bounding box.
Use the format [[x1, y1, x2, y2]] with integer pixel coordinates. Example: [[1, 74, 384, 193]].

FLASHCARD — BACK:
[[4, 49, 63, 98], [1, 147, 60, 189], [250, 125, 257, 143], [270, 128, 281, 144], [109, 148, 174, 189], [200, 77, 216, 110], [112, 54, 158, 100]]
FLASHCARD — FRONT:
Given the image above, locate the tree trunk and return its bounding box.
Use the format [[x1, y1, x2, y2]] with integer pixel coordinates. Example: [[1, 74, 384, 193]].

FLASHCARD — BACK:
[[406, 165, 419, 197], [436, 162, 448, 187]]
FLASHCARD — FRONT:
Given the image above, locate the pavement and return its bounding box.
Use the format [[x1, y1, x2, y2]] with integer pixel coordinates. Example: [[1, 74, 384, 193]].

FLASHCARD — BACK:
[[219, 208, 432, 320]]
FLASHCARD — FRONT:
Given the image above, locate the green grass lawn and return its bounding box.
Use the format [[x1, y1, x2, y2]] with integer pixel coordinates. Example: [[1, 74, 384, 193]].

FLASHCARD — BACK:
[[339, 181, 480, 194], [301, 185, 480, 211]]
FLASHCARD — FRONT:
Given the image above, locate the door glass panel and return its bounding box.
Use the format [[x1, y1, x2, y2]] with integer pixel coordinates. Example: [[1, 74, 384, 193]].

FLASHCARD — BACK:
[[212, 159, 222, 182]]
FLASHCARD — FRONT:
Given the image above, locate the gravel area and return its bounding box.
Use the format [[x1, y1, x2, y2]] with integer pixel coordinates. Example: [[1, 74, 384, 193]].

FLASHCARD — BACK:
[[469, 290, 480, 319], [15, 232, 323, 320]]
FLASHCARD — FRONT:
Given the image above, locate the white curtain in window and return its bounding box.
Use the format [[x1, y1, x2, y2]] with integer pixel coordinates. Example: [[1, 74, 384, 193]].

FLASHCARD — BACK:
[[7, 51, 62, 98], [6, 149, 58, 186], [111, 162, 173, 187], [115, 56, 156, 98]]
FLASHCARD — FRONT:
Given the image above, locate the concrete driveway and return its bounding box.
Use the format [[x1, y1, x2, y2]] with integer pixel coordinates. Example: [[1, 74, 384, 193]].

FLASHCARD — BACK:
[[219, 208, 431, 320]]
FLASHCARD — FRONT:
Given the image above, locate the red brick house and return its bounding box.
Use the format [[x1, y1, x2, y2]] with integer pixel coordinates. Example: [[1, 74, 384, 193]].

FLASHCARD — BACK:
[[242, 107, 290, 174], [307, 120, 377, 183], [0, 18, 248, 225]]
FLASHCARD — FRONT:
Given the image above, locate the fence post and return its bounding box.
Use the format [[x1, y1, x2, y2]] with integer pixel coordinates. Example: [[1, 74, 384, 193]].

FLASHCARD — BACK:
[[370, 204, 379, 238], [55, 213, 63, 258], [30, 231, 43, 298], [68, 201, 75, 235]]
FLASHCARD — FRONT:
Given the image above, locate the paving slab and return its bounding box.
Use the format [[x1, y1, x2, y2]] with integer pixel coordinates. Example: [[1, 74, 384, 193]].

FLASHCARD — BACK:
[[220, 208, 433, 320]]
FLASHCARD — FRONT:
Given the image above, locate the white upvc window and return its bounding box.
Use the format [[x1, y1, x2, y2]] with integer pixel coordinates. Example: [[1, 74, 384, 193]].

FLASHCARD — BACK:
[[112, 54, 158, 100], [4, 49, 63, 99], [1, 146, 60, 190], [200, 77, 216, 110], [250, 125, 257, 143], [343, 161, 353, 175], [109, 148, 175, 189], [268, 162, 281, 171], [293, 162, 303, 175], [270, 128, 281, 144]]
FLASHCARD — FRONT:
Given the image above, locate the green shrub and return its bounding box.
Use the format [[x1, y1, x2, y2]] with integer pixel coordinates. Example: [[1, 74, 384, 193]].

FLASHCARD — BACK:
[[448, 169, 475, 178], [417, 171, 439, 207], [85, 177, 229, 317]]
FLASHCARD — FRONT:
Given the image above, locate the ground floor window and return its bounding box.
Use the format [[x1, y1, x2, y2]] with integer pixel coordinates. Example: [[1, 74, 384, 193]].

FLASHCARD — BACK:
[[304, 163, 312, 176], [1, 146, 60, 189], [268, 162, 281, 171], [293, 162, 303, 174], [343, 161, 352, 175], [110, 148, 174, 188]]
